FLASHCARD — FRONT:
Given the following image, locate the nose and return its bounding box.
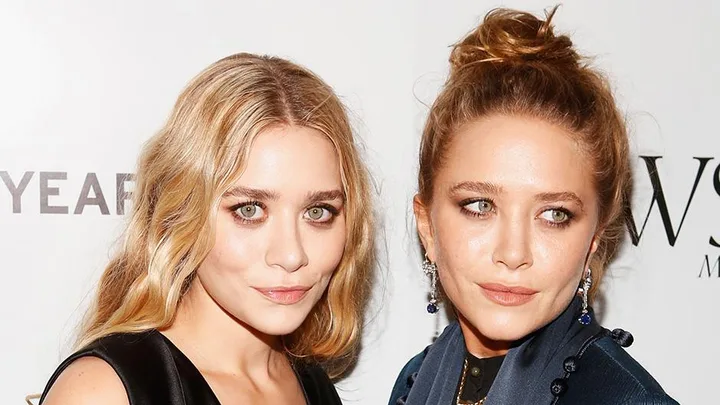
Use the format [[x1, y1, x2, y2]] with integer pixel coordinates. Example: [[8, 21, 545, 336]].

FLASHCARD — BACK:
[[491, 214, 533, 271], [265, 214, 308, 273]]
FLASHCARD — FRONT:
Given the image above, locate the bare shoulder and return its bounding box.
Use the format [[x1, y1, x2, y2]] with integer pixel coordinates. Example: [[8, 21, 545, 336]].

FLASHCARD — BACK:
[[42, 356, 129, 405]]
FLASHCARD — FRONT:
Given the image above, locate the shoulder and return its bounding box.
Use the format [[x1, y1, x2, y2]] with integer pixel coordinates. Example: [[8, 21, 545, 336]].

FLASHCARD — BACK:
[[41, 356, 129, 405], [563, 332, 678, 404], [388, 347, 429, 405], [586, 335, 668, 394], [40, 331, 163, 405]]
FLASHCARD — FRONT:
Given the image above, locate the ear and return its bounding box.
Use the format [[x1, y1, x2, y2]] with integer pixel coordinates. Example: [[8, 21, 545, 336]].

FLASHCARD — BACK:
[[590, 234, 600, 255], [584, 232, 601, 269], [413, 195, 437, 262]]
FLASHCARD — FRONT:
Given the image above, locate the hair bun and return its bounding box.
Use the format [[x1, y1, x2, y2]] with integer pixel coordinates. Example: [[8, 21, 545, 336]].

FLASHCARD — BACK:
[[450, 7, 579, 73]]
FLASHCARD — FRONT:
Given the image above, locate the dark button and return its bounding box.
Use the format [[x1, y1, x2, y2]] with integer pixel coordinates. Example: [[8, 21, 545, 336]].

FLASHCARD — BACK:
[[407, 371, 418, 386], [611, 328, 634, 347], [550, 378, 568, 396], [563, 356, 578, 373], [470, 366, 481, 377]]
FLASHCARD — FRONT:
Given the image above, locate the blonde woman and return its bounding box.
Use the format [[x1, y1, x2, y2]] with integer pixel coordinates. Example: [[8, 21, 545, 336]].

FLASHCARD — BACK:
[[40, 53, 374, 405]]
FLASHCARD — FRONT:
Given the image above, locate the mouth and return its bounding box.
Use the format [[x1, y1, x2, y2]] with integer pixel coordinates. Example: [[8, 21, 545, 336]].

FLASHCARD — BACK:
[[478, 283, 538, 307], [253, 286, 311, 305]]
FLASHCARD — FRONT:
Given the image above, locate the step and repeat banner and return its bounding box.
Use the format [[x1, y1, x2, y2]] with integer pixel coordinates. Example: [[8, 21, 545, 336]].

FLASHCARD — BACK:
[[1, 1, 717, 404]]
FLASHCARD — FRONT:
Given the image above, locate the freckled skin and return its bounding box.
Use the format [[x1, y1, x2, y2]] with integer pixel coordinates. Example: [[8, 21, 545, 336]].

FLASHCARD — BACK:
[[415, 115, 600, 356]]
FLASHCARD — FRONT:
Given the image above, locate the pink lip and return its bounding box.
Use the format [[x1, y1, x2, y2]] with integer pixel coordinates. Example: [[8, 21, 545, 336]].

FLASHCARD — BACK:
[[479, 283, 538, 306], [254, 286, 310, 305]]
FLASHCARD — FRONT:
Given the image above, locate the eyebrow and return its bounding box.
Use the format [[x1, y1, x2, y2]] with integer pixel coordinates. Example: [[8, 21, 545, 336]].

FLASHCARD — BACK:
[[307, 190, 345, 204], [449, 181, 504, 195], [222, 186, 344, 204], [222, 186, 279, 201], [449, 181, 585, 210], [535, 192, 585, 211]]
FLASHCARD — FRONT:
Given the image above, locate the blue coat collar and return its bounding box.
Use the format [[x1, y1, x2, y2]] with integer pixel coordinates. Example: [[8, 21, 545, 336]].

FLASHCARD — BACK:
[[406, 297, 603, 405]]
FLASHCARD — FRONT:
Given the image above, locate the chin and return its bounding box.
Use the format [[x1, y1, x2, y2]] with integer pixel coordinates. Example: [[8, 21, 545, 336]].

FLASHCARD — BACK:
[[247, 318, 305, 336], [254, 322, 303, 336], [469, 309, 539, 342], [244, 307, 312, 337], [480, 325, 532, 342]]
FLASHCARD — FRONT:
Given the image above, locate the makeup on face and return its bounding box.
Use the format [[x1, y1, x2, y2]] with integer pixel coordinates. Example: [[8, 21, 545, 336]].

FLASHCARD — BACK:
[[195, 126, 348, 336], [417, 115, 600, 343], [253, 286, 312, 305], [478, 283, 538, 306]]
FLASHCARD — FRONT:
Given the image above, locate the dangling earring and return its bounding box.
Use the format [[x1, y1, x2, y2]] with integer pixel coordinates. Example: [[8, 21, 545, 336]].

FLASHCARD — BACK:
[[422, 254, 439, 314], [578, 267, 592, 325]]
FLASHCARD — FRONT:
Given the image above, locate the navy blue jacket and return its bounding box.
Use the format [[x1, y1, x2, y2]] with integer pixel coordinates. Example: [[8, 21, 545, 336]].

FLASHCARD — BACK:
[[389, 299, 678, 405]]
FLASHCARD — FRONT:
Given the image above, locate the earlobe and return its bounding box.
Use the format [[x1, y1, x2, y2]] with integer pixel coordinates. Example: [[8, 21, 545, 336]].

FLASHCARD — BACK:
[[413, 195, 436, 261]]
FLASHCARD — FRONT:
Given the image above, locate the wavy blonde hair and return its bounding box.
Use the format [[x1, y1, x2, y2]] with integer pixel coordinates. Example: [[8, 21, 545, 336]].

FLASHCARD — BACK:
[[77, 53, 374, 377]]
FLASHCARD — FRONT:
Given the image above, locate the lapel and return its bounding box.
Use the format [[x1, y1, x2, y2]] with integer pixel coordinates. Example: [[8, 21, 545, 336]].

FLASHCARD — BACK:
[[406, 297, 604, 405], [292, 360, 343, 405], [485, 297, 603, 405], [405, 322, 466, 405]]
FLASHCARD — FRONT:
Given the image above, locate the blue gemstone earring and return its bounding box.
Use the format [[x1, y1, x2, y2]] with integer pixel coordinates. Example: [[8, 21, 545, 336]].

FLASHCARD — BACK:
[[422, 255, 439, 314], [578, 267, 592, 325]]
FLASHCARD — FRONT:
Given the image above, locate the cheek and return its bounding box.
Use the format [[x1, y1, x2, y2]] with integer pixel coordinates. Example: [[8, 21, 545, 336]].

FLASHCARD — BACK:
[[200, 220, 259, 278], [432, 206, 492, 279], [431, 212, 486, 306], [531, 228, 596, 325], [533, 228, 595, 291], [538, 261, 583, 304], [306, 219, 347, 280]]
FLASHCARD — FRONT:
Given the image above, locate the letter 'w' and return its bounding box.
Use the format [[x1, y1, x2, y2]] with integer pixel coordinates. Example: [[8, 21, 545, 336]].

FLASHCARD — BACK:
[[627, 157, 713, 246]]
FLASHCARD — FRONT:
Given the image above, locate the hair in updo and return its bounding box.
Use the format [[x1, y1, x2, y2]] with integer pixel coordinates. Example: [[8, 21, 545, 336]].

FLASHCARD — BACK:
[[418, 6, 631, 300]]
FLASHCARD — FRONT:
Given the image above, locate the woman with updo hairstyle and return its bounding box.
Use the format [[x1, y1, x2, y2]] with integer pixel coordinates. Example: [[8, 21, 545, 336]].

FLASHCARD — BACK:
[[390, 7, 677, 405], [39, 53, 374, 404]]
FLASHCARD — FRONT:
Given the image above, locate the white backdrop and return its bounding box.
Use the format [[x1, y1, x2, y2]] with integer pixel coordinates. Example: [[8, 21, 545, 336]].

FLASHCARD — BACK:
[[1, 1, 718, 404]]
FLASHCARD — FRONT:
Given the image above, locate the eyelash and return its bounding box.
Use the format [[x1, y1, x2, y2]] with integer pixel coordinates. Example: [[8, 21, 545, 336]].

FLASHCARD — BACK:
[[542, 207, 575, 229], [227, 201, 340, 225], [229, 200, 266, 225], [459, 198, 495, 218], [307, 203, 340, 226], [458, 199, 576, 229], [313, 203, 337, 213]]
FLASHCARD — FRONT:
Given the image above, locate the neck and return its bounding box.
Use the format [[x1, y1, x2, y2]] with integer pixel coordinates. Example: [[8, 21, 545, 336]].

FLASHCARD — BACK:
[[458, 312, 511, 358], [161, 279, 286, 377]]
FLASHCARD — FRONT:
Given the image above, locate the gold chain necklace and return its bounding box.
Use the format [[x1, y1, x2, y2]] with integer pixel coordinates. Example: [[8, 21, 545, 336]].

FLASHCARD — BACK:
[[456, 358, 486, 405]]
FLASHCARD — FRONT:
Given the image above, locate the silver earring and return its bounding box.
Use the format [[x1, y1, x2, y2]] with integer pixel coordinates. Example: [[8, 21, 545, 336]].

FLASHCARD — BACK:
[[422, 254, 439, 314], [578, 267, 592, 325]]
